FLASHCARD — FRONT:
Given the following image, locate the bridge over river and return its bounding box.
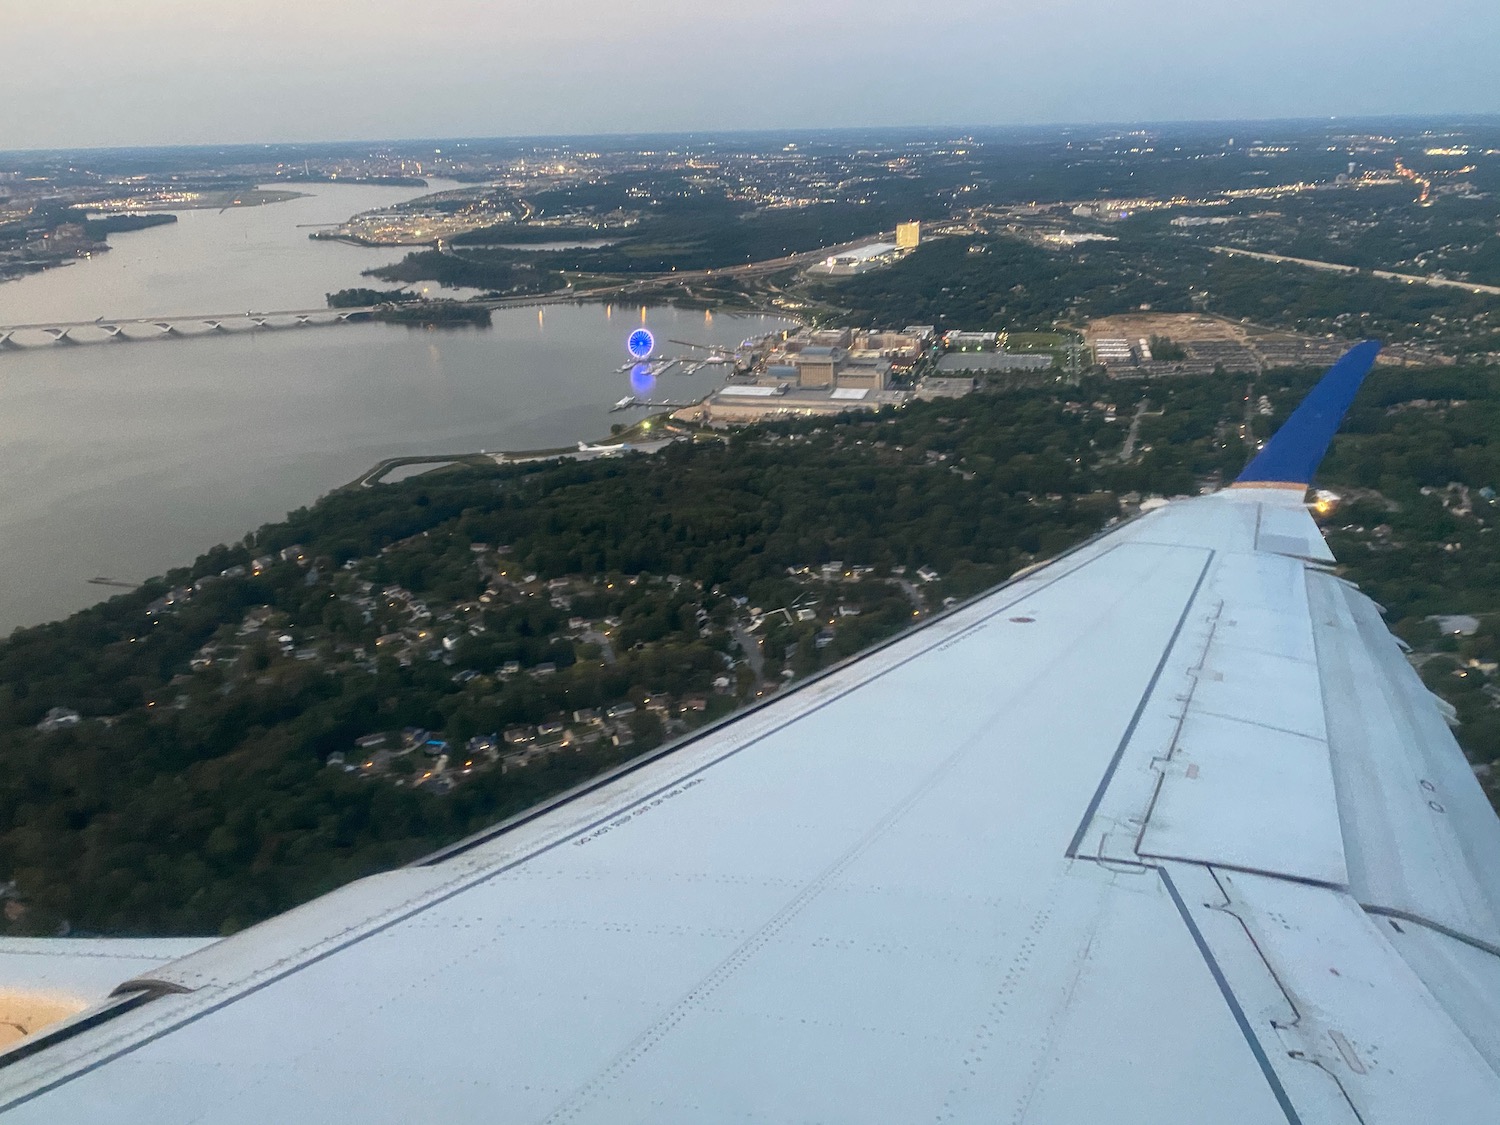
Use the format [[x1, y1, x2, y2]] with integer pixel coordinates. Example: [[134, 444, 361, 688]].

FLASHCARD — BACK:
[[0, 292, 583, 349], [0, 231, 888, 351]]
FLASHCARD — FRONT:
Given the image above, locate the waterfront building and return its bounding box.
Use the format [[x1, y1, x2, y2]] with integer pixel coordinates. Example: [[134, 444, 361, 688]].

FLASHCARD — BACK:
[[837, 361, 891, 392], [804, 242, 901, 276], [792, 346, 841, 388]]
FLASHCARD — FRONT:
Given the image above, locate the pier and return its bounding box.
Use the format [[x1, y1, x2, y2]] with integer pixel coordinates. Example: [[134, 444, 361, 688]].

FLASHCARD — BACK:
[[609, 396, 701, 412]]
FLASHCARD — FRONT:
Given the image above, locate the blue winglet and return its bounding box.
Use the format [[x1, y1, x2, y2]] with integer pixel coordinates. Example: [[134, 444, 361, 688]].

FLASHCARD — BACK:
[[1235, 340, 1381, 487]]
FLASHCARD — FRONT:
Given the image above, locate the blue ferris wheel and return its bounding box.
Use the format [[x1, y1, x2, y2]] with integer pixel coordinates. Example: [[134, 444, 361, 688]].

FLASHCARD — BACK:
[[627, 328, 655, 360]]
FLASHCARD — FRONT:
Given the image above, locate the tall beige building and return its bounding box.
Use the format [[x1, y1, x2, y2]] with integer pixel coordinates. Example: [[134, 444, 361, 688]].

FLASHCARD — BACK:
[[896, 221, 921, 251]]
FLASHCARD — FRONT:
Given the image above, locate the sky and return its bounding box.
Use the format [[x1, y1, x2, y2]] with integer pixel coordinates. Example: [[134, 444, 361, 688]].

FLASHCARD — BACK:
[[2, 0, 1497, 149]]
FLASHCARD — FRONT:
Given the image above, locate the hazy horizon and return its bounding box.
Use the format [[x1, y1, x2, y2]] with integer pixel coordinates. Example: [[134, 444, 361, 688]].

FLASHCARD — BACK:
[[5, 0, 1497, 150], [7, 111, 1500, 159]]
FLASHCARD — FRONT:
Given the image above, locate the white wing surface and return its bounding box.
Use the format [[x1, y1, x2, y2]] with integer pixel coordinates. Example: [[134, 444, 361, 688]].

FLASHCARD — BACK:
[[0, 343, 1495, 1123]]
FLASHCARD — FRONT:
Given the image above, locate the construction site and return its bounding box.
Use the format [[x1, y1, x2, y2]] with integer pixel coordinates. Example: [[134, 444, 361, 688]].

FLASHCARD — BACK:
[[1083, 313, 1449, 377]]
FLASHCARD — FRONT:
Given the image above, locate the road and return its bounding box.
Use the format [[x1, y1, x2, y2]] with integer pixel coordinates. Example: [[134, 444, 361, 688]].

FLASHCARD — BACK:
[[731, 622, 766, 683], [1119, 400, 1148, 461], [580, 629, 617, 665], [352, 454, 487, 488], [566, 233, 900, 298], [1211, 245, 1500, 297], [351, 437, 682, 489]]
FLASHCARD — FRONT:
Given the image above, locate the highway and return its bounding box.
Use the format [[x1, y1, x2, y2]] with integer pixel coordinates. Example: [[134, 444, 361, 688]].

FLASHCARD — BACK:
[[1210, 245, 1500, 297]]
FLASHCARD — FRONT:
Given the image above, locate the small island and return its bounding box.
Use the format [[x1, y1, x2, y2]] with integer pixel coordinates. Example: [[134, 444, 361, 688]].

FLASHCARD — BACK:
[[325, 289, 490, 327], [325, 287, 420, 308], [371, 298, 492, 328]]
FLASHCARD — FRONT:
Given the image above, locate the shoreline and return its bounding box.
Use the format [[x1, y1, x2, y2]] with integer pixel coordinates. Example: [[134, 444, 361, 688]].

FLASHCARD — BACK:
[[107, 187, 312, 212], [346, 417, 696, 488]]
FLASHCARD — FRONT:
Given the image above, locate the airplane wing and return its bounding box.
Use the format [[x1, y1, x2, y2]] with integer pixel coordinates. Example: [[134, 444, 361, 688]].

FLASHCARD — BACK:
[[0, 341, 1497, 1123]]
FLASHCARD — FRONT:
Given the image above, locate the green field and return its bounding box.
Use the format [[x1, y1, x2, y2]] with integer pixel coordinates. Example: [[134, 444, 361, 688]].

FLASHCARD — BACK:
[[1003, 331, 1070, 350]]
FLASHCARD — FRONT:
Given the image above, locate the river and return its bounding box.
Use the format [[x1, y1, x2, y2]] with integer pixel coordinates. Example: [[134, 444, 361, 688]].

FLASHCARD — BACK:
[[0, 182, 790, 633]]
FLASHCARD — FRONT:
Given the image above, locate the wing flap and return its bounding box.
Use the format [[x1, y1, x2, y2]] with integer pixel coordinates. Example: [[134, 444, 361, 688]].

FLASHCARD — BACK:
[[1125, 544, 1348, 884], [1212, 867, 1500, 1125], [1309, 572, 1500, 948], [1382, 917, 1500, 1073], [1139, 712, 1347, 884]]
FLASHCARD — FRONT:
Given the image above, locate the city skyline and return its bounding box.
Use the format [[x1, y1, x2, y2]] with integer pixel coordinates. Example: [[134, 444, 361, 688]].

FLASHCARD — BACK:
[[4, 0, 1498, 150]]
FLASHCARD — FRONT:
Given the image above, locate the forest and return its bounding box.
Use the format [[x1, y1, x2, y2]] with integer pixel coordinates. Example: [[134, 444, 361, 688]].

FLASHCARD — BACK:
[[367, 251, 563, 295], [371, 299, 492, 327], [325, 287, 417, 308], [822, 229, 1500, 354], [79, 212, 177, 238], [376, 194, 947, 289]]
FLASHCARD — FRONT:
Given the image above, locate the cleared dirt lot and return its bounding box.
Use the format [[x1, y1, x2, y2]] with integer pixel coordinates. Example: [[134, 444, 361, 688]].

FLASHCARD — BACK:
[[1082, 312, 1446, 376]]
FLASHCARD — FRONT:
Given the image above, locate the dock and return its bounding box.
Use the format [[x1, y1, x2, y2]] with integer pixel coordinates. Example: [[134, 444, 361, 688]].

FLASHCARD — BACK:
[[610, 397, 702, 413], [87, 577, 138, 590]]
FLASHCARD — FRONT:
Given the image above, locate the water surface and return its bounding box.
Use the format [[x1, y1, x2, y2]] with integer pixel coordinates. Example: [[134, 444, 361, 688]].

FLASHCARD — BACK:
[[0, 185, 788, 631]]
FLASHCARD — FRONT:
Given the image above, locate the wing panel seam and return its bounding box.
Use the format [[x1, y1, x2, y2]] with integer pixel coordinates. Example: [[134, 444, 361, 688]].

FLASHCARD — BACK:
[[1158, 866, 1304, 1125], [1360, 905, 1500, 959], [1065, 549, 1215, 858]]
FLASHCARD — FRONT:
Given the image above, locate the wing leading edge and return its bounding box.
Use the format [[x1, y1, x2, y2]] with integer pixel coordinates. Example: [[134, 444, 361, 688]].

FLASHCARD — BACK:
[[0, 342, 1495, 1123]]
